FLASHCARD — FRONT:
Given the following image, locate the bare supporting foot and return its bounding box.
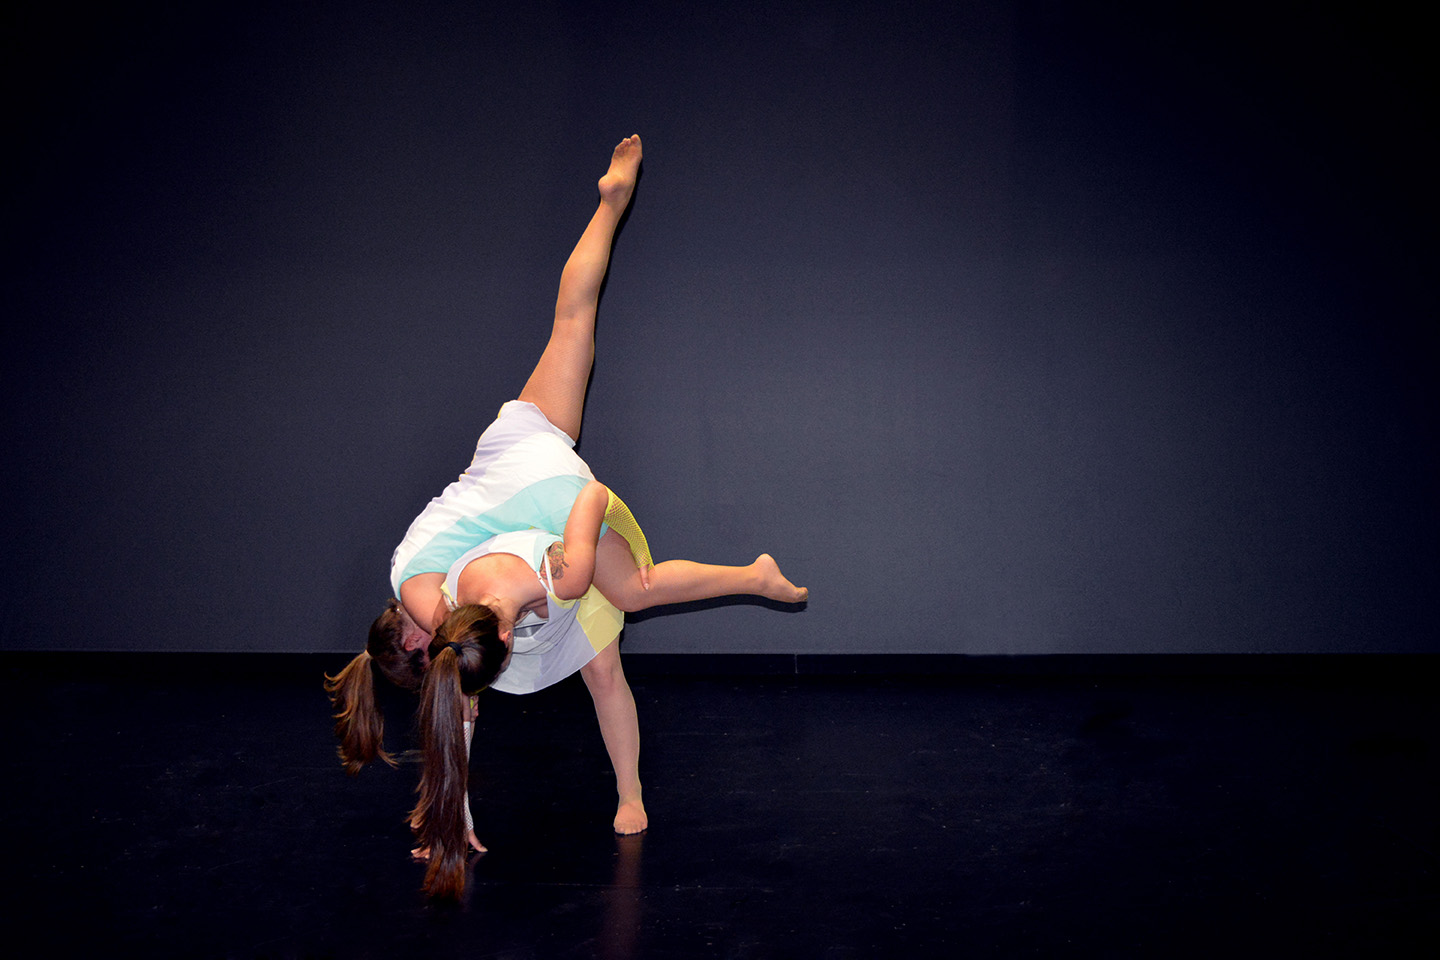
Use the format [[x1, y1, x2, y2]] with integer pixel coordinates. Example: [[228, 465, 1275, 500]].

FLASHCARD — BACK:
[[597, 134, 643, 209], [753, 554, 809, 603], [614, 796, 648, 835]]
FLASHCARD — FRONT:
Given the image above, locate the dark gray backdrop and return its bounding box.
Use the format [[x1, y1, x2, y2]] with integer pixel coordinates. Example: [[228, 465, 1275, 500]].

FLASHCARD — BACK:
[[5, 1, 1433, 654]]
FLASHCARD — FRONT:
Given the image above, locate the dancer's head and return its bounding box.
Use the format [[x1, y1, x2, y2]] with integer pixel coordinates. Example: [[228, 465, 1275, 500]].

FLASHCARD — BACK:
[[366, 598, 431, 690], [323, 598, 431, 775], [427, 604, 511, 694]]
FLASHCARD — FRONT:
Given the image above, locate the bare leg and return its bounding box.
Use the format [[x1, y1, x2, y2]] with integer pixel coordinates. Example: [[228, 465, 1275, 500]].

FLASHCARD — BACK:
[[519, 135, 643, 441], [580, 641, 647, 834], [592, 530, 809, 614]]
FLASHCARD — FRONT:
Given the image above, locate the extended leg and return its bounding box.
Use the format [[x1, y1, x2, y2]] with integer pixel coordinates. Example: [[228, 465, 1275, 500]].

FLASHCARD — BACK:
[[591, 530, 809, 613], [519, 135, 642, 441], [580, 641, 647, 834]]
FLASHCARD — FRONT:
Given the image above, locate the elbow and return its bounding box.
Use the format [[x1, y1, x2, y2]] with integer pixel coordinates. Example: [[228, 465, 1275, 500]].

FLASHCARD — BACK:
[[553, 561, 596, 602], [553, 576, 594, 603]]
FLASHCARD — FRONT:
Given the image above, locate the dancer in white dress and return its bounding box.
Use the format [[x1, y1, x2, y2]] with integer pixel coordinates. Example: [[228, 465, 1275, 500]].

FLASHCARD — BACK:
[[327, 136, 808, 900]]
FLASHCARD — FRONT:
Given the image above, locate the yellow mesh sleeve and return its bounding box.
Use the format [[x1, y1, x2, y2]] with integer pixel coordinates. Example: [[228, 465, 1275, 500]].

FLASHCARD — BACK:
[[604, 488, 652, 570]]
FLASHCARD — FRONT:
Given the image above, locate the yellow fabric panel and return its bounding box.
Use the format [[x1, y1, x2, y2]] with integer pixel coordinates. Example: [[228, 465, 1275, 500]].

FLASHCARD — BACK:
[[570, 586, 623, 654], [549, 534, 623, 656]]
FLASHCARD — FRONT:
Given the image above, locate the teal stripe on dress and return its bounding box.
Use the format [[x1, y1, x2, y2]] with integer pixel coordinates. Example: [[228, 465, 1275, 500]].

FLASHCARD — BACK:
[[398, 475, 610, 584]]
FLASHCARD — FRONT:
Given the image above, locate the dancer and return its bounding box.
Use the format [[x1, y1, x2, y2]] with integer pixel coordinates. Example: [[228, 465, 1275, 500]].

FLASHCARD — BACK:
[[328, 135, 807, 899]]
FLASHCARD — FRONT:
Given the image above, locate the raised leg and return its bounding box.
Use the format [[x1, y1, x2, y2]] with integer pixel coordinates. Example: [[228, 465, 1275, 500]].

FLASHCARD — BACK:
[[580, 641, 647, 834], [519, 135, 643, 441], [591, 529, 809, 614]]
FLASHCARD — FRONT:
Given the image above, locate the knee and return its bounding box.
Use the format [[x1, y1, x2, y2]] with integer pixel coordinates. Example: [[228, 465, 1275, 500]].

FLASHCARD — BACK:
[[582, 650, 629, 697], [601, 578, 646, 614], [612, 591, 644, 614]]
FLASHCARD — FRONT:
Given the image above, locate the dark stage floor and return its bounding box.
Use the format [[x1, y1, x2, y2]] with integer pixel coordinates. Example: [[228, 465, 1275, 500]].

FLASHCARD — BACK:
[[2, 653, 1435, 958]]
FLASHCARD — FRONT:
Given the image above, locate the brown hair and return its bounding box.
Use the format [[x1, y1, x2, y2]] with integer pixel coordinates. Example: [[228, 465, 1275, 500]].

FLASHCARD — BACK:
[[409, 604, 508, 899], [323, 599, 428, 775]]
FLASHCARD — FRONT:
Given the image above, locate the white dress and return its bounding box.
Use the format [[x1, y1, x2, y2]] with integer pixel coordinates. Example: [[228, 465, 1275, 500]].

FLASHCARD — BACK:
[[390, 401, 623, 694]]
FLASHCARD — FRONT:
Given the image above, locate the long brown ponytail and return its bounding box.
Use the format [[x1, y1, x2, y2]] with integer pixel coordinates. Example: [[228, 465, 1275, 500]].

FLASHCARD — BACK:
[[324, 599, 427, 775], [324, 649, 395, 774], [410, 604, 508, 899]]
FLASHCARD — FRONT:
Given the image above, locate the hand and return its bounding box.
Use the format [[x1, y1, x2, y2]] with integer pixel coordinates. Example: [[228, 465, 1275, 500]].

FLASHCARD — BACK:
[[411, 830, 487, 860], [638, 561, 653, 591]]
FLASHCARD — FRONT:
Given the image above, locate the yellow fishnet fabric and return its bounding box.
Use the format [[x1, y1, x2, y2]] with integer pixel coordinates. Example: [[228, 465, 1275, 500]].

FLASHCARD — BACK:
[[604, 488, 652, 570]]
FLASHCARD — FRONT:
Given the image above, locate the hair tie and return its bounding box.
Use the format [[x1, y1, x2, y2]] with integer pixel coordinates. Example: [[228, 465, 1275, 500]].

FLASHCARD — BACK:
[[447, 641, 464, 658]]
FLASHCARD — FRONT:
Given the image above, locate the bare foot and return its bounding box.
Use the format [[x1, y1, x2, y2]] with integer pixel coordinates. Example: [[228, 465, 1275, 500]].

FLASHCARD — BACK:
[[598, 135, 643, 209], [614, 797, 648, 835], [753, 554, 809, 603]]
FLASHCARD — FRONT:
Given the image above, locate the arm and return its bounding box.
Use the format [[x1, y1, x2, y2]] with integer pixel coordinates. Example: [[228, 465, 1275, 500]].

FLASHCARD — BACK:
[[399, 573, 450, 633], [549, 480, 610, 601], [461, 710, 485, 852], [601, 487, 653, 589]]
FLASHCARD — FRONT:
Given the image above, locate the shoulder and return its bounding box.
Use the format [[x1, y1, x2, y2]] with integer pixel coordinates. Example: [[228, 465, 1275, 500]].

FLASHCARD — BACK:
[[398, 573, 447, 632], [399, 571, 445, 600]]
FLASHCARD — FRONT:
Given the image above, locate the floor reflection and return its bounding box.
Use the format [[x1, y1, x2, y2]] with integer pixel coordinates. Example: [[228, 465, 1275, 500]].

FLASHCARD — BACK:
[[598, 832, 645, 960]]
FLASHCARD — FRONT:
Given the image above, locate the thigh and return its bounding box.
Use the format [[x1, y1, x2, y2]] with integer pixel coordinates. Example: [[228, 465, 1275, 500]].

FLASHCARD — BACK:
[[517, 320, 593, 442]]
